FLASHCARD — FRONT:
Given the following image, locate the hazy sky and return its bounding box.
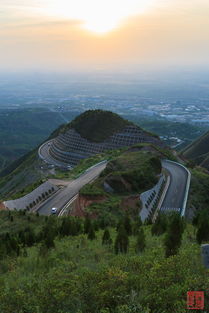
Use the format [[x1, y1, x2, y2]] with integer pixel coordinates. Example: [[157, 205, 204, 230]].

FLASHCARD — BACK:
[[1, 0, 209, 71]]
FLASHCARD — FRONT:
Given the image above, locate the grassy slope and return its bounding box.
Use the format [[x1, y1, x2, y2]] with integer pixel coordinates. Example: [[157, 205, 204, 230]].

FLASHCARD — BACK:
[[0, 216, 207, 313], [182, 130, 209, 163], [80, 144, 176, 197], [0, 151, 43, 200], [188, 167, 209, 211], [0, 109, 77, 171]]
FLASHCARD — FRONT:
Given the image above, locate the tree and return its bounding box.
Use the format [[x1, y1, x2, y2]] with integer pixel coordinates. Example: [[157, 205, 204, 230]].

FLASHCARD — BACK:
[[196, 219, 209, 244], [102, 228, 112, 245], [132, 216, 143, 236], [151, 214, 167, 236], [44, 232, 55, 249], [135, 228, 146, 253], [24, 228, 36, 247], [124, 214, 132, 236], [88, 224, 96, 240], [164, 213, 185, 258], [84, 216, 91, 234], [114, 225, 129, 254], [60, 218, 71, 237]]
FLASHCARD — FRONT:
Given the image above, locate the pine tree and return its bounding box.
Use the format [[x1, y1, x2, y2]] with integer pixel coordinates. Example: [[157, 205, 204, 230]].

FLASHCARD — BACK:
[[196, 219, 209, 244], [60, 218, 71, 237], [84, 216, 91, 234], [114, 225, 129, 254], [135, 228, 146, 253], [132, 216, 143, 236], [102, 228, 112, 245], [44, 232, 55, 249], [151, 214, 167, 236], [88, 224, 96, 240], [24, 228, 36, 247], [164, 213, 184, 257], [124, 214, 132, 236]]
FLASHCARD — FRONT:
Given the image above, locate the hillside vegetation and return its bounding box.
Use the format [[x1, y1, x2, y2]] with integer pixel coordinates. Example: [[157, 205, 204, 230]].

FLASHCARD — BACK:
[[125, 115, 206, 150], [182, 130, 209, 169], [81, 148, 161, 196], [0, 209, 207, 313], [59, 110, 134, 142], [0, 109, 77, 171]]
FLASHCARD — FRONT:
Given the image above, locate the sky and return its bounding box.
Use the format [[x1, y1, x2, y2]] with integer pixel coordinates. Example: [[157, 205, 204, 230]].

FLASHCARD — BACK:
[[1, 0, 209, 72]]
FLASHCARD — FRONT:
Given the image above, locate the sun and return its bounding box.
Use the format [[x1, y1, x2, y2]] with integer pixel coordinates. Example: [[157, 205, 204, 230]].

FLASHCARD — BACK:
[[43, 0, 154, 34]]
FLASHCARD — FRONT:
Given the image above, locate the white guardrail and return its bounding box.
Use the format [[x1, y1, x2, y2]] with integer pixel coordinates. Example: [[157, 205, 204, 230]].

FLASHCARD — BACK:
[[58, 195, 78, 217]]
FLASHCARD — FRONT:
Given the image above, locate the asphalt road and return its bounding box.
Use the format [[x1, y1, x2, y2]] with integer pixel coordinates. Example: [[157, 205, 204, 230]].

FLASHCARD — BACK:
[[38, 162, 107, 215], [161, 160, 188, 211], [38, 140, 68, 167]]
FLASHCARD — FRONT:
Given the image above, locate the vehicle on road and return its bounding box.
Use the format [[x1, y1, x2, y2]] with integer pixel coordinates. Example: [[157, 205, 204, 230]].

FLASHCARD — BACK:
[[51, 207, 57, 214]]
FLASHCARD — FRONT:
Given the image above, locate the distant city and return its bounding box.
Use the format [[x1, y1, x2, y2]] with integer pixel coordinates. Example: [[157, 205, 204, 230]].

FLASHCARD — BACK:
[[1, 71, 209, 151], [1, 72, 209, 125]]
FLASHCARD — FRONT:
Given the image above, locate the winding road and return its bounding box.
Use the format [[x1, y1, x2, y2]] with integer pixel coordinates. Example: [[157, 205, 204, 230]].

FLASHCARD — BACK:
[[161, 160, 190, 215], [38, 161, 107, 215], [37, 159, 190, 217]]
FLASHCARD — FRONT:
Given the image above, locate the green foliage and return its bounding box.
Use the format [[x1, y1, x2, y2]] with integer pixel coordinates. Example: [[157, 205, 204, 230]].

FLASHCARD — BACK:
[[164, 213, 185, 257], [195, 211, 209, 244], [0, 109, 77, 173], [125, 114, 206, 149], [114, 225, 129, 254], [151, 213, 167, 236], [87, 224, 96, 240], [0, 219, 207, 313], [90, 150, 162, 195], [102, 228, 112, 245], [188, 168, 209, 211], [80, 184, 106, 197], [84, 216, 91, 234], [132, 216, 142, 236], [196, 219, 209, 244], [123, 214, 132, 236], [183, 128, 209, 167], [135, 228, 146, 253]]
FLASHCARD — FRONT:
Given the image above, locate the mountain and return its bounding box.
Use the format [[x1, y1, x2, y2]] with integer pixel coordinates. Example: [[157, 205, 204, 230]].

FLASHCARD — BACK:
[[182, 130, 209, 169], [43, 110, 163, 167], [0, 110, 165, 200]]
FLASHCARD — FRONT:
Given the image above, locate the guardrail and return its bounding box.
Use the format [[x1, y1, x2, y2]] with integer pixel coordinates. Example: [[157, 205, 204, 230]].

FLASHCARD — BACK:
[[152, 170, 171, 222], [58, 194, 78, 217]]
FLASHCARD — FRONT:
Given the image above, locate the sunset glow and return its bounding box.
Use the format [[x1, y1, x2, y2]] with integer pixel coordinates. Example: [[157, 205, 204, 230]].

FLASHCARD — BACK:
[[43, 0, 154, 34], [1, 0, 209, 70]]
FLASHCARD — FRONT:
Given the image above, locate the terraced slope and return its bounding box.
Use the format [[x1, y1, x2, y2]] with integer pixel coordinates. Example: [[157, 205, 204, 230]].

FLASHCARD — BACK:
[[46, 110, 164, 167]]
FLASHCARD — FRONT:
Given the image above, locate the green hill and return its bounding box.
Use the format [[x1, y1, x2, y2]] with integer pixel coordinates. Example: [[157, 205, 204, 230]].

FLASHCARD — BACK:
[[81, 146, 162, 196], [182, 130, 209, 169], [57, 110, 146, 142], [0, 110, 163, 199]]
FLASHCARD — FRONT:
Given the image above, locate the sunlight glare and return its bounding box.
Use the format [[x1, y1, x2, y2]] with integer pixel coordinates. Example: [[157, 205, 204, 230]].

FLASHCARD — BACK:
[[44, 0, 154, 34]]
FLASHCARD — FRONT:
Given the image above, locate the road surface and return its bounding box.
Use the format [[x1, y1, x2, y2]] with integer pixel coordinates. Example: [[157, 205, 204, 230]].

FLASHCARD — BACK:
[[161, 160, 189, 213], [38, 140, 68, 168], [38, 161, 107, 215]]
